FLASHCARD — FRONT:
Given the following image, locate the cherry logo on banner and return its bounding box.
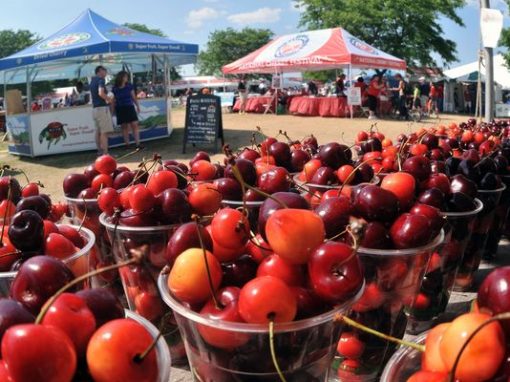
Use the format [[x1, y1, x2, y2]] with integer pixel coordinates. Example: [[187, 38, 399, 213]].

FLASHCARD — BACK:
[[274, 35, 310, 58]]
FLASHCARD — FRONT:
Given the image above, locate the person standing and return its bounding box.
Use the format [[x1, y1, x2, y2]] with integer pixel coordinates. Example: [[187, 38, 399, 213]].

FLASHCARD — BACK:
[[366, 75, 383, 120], [238, 78, 247, 114], [90, 66, 113, 155], [429, 81, 439, 115], [419, 78, 430, 114], [335, 74, 346, 96], [392, 74, 408, 120], [112, 70, 142, 150]]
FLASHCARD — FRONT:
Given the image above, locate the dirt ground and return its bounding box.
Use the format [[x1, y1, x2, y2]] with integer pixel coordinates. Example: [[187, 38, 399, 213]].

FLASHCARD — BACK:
[[0, 109, 468, 201]]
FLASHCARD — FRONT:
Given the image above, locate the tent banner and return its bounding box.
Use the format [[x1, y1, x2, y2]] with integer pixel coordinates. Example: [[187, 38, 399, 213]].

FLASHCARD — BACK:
[[481, 8, 503, 48]]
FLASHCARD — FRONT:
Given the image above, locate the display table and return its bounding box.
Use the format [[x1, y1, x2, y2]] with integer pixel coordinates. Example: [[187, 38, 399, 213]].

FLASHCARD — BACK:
[[233, 96, 275, 113], [289, 96, 393, 118], [5, 98, 171, 157]]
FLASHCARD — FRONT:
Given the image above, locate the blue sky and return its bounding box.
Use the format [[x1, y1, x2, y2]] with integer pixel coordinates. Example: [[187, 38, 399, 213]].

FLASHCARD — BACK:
[[1, 0, 509, 74]]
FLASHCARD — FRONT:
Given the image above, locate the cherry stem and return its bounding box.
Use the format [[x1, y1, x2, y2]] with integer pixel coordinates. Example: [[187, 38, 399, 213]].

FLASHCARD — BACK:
[[13, 168, 30, 185], [268, 315, 288, 382], [0, 183, 12, 247], [230, 165, 288, 209], [133, 332, 162, 364], [338, 159, 373, 196], [77, 196, 88, 233], [448, 312, 510, 382], [116, 146, 142, 161], [335, 314, 425, 352], [193, 219, 220, 309], [34, 255, 142, 325]]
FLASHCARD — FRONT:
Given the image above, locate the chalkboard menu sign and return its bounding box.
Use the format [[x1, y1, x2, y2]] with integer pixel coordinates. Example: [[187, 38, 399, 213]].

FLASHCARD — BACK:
[[183, 94, 224, 153]]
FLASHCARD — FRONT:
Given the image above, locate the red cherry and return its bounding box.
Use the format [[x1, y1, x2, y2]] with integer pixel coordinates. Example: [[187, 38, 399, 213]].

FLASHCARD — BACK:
[[0, 200, 16, 220], [86, 319, 158, 382], [422, 323, 449, 373], [308, 241, 363, 303], [389, 213, 432, 249], [91, 174, 113, 191], [134, 292, 165, 322], [191, 160, 217, 181], [188, 183, 222, 216], [128, 184, 156, 213], [423, 173, 450, 195], [97, 187, 121, 215], [210, 208, 249, 251], [43, 220, 59, 238], [413, 293, 430, 310], [265, 209, 325, 264], [245, 234, 272, 263], [45, 233, 77, 260], [2, 324, 77, 382], [94, 155, 117, 175], [0, 360, 13, 381], [352, 282, 385, 312], [381, 172, 416, 208], [205, 225, 244, 262], [21, 182, 39, 197], [337, 332, 365, 359], [41, 293, 96, 356], [146, 170, 178, 196], [198, 287, 249, 349], [256, 254, 305, 287], [57, 225, 85, 248], [238, 276, 297, 323], [410, 203, 444, 233]]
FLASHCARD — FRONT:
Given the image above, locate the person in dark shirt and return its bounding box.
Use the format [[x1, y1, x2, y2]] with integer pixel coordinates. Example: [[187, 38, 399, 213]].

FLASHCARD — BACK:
[[307, 81, 318, 96], [112, 70, 142, 150], [238, 78, 247, 114], [90, 66, 113, 155], [335, 74, 346, 96]]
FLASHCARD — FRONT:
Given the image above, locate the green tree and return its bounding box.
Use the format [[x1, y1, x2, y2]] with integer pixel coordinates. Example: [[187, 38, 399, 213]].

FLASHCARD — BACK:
[[0, 29, 40, 58], [294, 0, 465, 67], [197, 28, 274, 75], [500, 2, 510, 68]]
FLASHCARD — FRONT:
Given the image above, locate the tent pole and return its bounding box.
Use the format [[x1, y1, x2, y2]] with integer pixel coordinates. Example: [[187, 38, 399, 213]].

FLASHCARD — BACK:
[[26, 66, 31, 116], [349, 64, 353, 119], [3, 71, 6, 115]]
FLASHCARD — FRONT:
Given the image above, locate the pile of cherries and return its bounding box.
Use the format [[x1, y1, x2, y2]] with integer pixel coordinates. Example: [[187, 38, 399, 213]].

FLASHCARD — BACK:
[[0, 253, 160, 382]]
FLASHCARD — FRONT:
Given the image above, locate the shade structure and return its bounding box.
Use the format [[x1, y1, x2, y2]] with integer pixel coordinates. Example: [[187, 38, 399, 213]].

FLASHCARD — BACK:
[[444, 54, 510, 89], [0, 9, 198, 83], [222, 28, 406, 74]]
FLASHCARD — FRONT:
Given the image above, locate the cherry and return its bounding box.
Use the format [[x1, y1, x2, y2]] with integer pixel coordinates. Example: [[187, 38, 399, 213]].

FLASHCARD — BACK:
[[95, 154, 117, 175], [8, 210, 44, 252], [290, 149, 311, 172], [63, 173, 89, 197], [352, 282, 385, 312], [118, 209, 156, 227], [0, 243, 19, 272], [418, 188, 445, 209], [360, 221, 391, 249], [0, 299, 34, 344], [129, 184, 155, 213], [41, 293, 96, 356], [258, 192, 309, 239], [2, 324, 77, 382], [146, 170, 178, 196], [390, 213, 433, 249], [97, 187, 121, 216], [190, 151, 211, 166], [303, 158, 322, 182], [422, 322, 449, 373], [238, 275, 297, 323], [191, 160, 217, 181], [256, 254, 304, 287], [381, 172, 416, 208], [447, 192, 476, 212], [45, 233, 77, 260], [168, 248, 222, 305], [265, 208, 325, 264], [303, 135, 318, 150], [78, 187, 97, 199], [165, 222, 213, 265], [188, 183, 222, 216], [407, 371, 448, 382], [245, 234, 272, 263], [269, 142, 291, 167], [221, 254, 258, 287], [83, 164, 100, 182], [53, 225, 80, 246], [260, 137, 278, 156], [21, 182, 39, 197], [410, 203, 443, 233], [198, 286, 249, 349], [213, 177, 242, 201], [319, 142, 348, 168], [113, 170, 135, 190], [337, 332, 365, 359], [257, 167, 290, 195], [158, 188, 192, 224], [478, 267, 510, 336], [311, 166, 337, 186], [360, 138, 382, 154], [403, 156, 431, 181], [315, 196, 351, 238], [10, 256, 75, 314], [238, 148, 260, 163], [76, 288, 124, 327], [91, 174, 113, 191], [450, 174, 478, 198], [86, 319, 158, 382], [439, 313, 505, 381], [0, 200, 16, 221], [308, 241, 363, 303], [354, 185, 399, 222], [211, 208, 249, 251]]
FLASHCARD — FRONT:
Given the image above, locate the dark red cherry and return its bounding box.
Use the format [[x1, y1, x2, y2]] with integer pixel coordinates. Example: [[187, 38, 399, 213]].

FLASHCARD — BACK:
[[354, 185, 399, 222], [63, 173, 89, 198], [360, 221, 391, 249], [315, 196, 351, 238], [165, 222, 213, 265], [390, 213, 432, 249], [213, 178, 242, 201], [75, 288, 124, 327], [318, 142, 348, 168]]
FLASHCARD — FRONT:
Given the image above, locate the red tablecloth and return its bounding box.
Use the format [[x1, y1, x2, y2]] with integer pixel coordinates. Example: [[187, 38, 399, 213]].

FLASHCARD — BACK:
[[233, 96, 275, 113], [289, 96, 392, 118], [289, 97, 350, 117]]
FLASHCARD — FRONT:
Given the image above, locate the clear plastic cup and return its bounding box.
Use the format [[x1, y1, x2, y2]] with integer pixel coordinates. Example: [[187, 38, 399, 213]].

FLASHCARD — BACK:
[[380, 333, 425, 382], [125, 310, 171, 382], [65, 196, 120, 290], [294, 173, 380, 193], [333, 231, 444, 382], [407, 199, 483, 333], [0, 224, 95, 296], [158, 273, 364, 381], [99, 213, 187, 365], [455, 185, 506, 291], [484, 176, 510, 259]]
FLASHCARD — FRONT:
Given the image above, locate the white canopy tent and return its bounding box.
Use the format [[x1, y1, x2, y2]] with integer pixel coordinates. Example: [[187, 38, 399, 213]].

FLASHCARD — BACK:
[[444, 54, 509, 90]]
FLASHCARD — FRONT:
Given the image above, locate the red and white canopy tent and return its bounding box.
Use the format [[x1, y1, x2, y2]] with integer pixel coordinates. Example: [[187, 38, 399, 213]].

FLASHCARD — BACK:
[[222, 27, 406, 75]]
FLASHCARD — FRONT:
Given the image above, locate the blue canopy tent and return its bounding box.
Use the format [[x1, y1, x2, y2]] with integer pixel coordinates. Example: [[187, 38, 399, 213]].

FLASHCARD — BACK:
[[0, 9, 198, 156]]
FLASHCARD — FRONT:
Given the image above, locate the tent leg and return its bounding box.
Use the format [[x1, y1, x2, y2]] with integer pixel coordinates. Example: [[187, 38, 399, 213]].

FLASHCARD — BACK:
[[349, 64, 353, 119]]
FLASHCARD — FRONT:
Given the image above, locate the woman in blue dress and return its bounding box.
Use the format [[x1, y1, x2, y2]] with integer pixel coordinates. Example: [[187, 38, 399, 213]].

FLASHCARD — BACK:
[[112, 71, 142, 149]]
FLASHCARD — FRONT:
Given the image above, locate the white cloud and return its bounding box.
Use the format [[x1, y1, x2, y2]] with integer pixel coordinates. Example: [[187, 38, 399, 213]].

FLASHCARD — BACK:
[[187, 7, 220, 28], [227, 7, 282, 25]]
